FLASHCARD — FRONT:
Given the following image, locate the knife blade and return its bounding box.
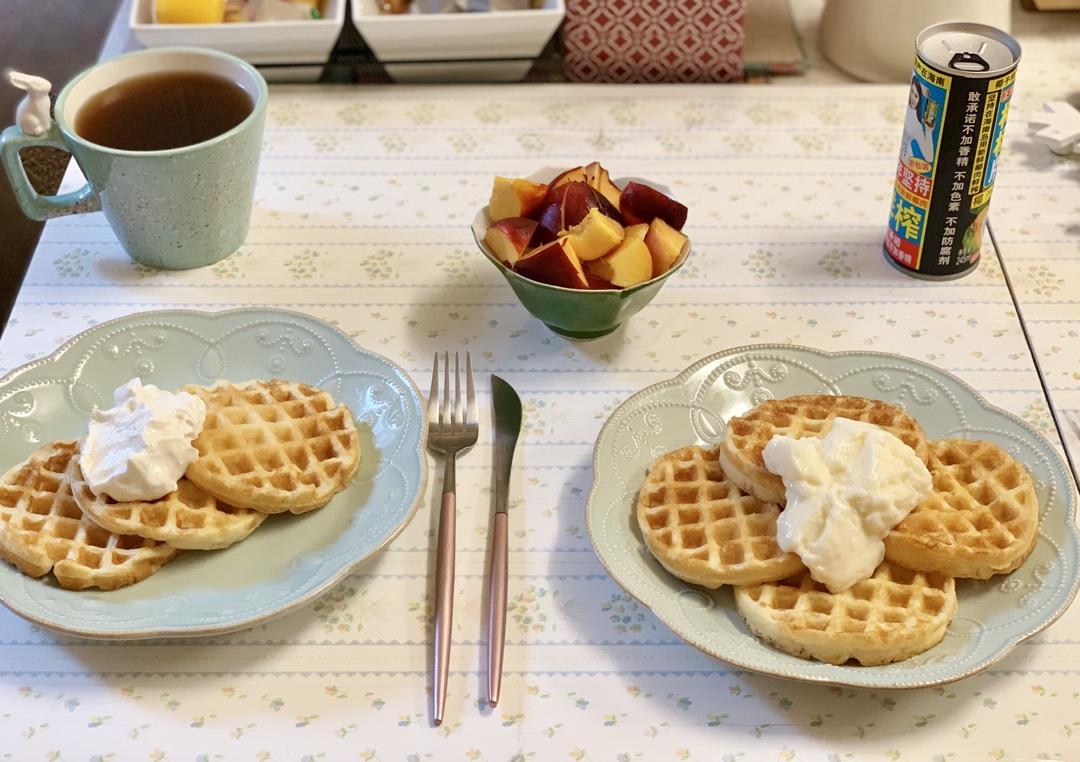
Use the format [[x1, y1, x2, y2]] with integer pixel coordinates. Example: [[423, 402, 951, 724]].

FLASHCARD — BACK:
[[486, 374, 521, 708], [491, 375, 521, 516]]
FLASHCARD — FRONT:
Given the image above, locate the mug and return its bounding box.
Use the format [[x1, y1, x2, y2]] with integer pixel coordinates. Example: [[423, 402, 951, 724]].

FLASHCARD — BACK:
[[0, 47, 267, 270]]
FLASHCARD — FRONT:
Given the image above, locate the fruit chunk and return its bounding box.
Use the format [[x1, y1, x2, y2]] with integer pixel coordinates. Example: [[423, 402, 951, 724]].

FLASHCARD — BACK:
[[566, 208, 625, 261], [644, 217, 689, 276], [550, 165, 588, 187], [583, 161, 622, 209], [584, 237, 653, 288], [515, 238, 589, 289], [585, 274, 615, 290], [625, 223, 649, 240], [535, 182, 620, 236], [484, 217, 539, 267], [619, 181, 688, 230], [529, 223, 557, 248], [489, 177, 548, 221]]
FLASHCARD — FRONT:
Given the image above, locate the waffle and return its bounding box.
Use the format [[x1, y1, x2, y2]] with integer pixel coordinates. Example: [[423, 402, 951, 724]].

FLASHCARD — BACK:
[[734, 561, 957, 666], [718, 395, 931, 504], [637, 446, 804, 587], [183, 380, 361, 514], [884, 439, 1039, 579], [69, 460, 265, 551], [0, 441, 177, 591]]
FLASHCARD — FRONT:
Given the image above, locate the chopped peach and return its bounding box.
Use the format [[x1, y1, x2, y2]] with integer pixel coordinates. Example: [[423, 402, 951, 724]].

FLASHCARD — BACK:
[[584, 237, 653, 288], [566, 208, 625, 261], [583, 161, 622, 209], [489, 177, 548, 221], [535, 181, 610, 236], [644, 217, 689, 276], [484, 217, 539, 267], [619, 181, 688, 230], [585, 274, 616, 290], [514, 238, 589, 289], [550, 165, 588, 187]]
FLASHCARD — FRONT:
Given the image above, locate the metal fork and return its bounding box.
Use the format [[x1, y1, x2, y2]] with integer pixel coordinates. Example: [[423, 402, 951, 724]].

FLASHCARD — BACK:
[[426, 351, 478, 726]]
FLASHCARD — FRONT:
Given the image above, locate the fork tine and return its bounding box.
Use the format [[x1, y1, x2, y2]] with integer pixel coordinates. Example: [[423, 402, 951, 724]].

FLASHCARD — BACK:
[[428, 353, 439, 427], [441, 351, 450, 427], [465, 351, 477, 427], [454, 352, 462, 429]]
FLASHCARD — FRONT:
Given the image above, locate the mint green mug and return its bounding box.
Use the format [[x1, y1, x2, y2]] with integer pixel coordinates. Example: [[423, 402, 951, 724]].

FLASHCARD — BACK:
[[1, 47, 267, 270]]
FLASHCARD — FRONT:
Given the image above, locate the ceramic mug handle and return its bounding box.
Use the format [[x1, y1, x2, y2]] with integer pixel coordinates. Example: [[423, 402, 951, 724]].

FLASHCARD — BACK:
[[0, 124, 100, 220]]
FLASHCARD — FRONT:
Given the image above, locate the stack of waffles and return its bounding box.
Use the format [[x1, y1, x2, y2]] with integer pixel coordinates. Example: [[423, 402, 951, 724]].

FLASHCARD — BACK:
[[636, 395, 1039, 666], [0, 380, 360, 591]]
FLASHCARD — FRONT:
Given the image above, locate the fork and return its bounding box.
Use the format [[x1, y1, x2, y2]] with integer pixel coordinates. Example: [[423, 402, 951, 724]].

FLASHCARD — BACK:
[[426, 351, 478, 726]]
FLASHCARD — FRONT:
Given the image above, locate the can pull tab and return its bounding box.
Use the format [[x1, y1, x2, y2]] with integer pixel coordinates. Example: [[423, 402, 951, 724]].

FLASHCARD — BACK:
[[948, 51, 991, 72], [943, 39, 991, 73]]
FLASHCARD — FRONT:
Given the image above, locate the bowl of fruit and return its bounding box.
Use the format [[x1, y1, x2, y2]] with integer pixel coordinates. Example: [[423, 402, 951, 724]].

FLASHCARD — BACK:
[[472, 163, 691, 340]]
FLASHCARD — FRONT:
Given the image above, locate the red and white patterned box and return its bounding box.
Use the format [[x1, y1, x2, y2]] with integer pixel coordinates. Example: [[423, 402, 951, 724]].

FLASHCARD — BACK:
[[562, 0, 745, 83]]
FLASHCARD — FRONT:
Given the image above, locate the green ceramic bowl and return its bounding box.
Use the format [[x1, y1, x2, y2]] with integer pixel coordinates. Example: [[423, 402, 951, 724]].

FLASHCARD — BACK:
[[471, 167, 691, 340]]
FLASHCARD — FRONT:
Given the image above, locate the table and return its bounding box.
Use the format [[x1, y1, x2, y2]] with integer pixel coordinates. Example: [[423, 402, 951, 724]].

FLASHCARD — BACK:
[[1, 82, 1078, 759]]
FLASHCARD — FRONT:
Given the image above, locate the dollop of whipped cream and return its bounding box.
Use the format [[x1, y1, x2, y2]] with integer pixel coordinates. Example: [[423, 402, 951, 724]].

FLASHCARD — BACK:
[[80, 378, 206, 502], [763, 417, 932, 593]]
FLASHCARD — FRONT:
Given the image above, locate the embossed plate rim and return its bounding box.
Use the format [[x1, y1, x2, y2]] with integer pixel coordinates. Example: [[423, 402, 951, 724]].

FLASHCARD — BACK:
[[585, 343, 1080, 688], [0, 307, 428, 639]]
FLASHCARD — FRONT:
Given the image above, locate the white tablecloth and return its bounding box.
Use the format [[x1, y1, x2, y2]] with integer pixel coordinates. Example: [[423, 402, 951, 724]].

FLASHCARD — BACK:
[[1, 82, 1078, 760]]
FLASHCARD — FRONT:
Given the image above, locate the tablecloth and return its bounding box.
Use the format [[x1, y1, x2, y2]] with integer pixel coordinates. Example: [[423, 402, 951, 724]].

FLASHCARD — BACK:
[[1, 83, 1078, 760]]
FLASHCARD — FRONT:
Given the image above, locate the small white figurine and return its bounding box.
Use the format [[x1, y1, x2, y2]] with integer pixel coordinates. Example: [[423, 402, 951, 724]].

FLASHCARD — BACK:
[[1029, 101, 1080, 156], [8, 70, 53, 137]]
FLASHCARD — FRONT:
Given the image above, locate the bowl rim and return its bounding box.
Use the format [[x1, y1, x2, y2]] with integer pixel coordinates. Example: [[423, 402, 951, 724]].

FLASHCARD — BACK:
[[130, 0, 347, 28], [471, 167, 692, 296], [355, 0, 566, 24]]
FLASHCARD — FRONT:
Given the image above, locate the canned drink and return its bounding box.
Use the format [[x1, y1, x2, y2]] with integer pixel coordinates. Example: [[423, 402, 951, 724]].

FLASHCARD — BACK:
[[884, 22, 1021, 280]]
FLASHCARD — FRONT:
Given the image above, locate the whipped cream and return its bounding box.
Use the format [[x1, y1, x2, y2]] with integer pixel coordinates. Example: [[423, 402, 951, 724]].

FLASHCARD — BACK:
[[80, 378, 206, 502], [763, 417, 932, 593]]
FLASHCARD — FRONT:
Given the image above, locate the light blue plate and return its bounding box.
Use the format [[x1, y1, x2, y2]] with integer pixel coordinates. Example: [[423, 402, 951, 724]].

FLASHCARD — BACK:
[[586, 345, 1080, 688], [0, 308, 427, 639]]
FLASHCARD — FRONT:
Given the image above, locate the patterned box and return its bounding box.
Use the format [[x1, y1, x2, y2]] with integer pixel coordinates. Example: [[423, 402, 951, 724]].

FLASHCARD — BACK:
[[562, 0, 745, 83]]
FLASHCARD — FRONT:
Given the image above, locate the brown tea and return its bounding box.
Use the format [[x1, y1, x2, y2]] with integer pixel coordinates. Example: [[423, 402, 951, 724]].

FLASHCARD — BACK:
[[74, 71, 253, 151]]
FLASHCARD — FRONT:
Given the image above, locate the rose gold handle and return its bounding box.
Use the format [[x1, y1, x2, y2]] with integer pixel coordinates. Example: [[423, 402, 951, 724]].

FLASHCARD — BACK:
[[432, 489, 456, 726], [486, 511, 508, 707]]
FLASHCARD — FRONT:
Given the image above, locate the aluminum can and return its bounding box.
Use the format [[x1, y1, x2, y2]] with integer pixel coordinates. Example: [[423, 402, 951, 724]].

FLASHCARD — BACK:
[[884, 22, 1021, 279]]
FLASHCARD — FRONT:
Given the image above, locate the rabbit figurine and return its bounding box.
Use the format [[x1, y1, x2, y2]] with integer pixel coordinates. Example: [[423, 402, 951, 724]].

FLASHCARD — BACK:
[[8, 70, 52, 136]]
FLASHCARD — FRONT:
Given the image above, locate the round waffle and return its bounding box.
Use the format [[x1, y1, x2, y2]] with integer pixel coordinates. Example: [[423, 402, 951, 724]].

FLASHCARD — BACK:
[[884, 439, 1039, 579], [734, 561, 957, 666], [0, 441, 177, 591], [718, 395, 931, 504], [183, 380, 361, 514], [637, 445, 804, 588], [69, 460, 265, 551]]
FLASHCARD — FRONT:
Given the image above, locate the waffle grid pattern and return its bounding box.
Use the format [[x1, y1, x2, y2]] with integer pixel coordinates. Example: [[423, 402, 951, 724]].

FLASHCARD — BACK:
[[885, 439, 1039, 579], [184, 380, 361, 514], [70, 461, 266, 551], [734, 562, 958, 666], [0, 441, 176, 590], [636, 446, 803, 587], [718, 395, 931, 504]]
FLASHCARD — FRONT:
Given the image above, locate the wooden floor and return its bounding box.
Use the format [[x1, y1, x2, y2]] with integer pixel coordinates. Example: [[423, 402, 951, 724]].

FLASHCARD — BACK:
[[0, 0, 121, 336]]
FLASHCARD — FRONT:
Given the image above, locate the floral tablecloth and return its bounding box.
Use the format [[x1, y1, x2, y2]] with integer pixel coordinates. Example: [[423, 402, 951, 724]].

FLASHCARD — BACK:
[[1, 82, 1078, 760]]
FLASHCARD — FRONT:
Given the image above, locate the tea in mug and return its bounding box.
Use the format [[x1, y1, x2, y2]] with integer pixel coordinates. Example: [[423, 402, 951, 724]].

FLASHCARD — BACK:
[[75, 71, 253, 151]]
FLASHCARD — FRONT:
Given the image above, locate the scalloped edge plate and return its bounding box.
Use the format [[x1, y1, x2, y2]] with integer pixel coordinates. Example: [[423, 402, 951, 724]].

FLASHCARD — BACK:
[[0, 308, 427, 639], [586, 344, 1080, 688]]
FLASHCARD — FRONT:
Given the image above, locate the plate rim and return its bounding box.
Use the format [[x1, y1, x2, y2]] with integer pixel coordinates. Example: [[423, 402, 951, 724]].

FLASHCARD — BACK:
[[585, 342, 1080, 688], [0, 306, 429, 640]]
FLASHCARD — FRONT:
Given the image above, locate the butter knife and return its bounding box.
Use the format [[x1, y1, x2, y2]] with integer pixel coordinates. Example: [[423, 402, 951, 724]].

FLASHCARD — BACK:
[[487, 374, 521, 708]]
